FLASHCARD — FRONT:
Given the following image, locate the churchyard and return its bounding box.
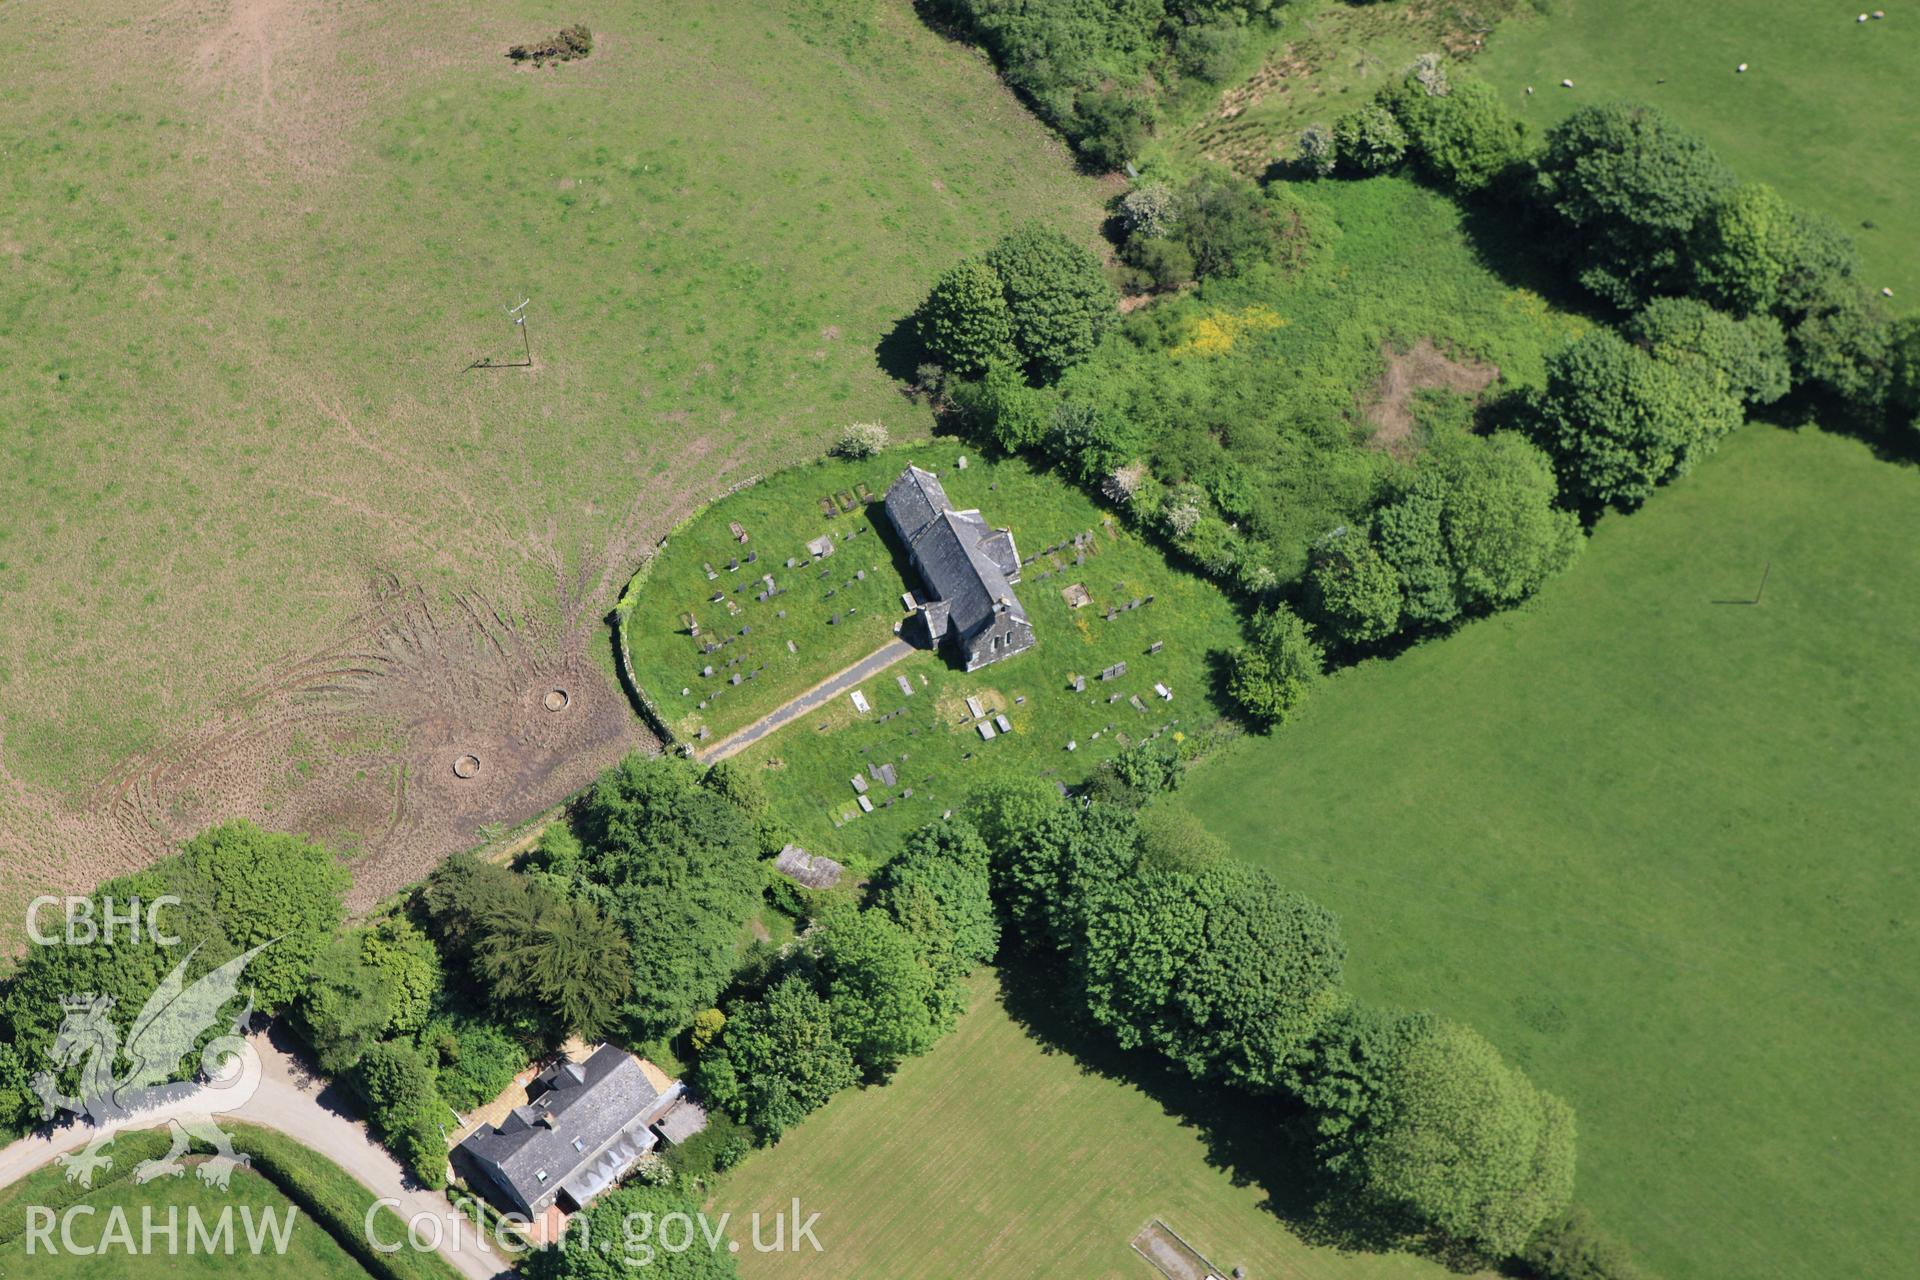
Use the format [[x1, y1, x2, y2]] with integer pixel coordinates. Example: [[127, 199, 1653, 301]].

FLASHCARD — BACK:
[[624, 445, 1239, 864]]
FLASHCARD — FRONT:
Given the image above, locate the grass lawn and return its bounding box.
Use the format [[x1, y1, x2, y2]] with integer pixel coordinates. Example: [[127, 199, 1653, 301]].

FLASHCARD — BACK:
[[715, 971, 1453, 1280], [1475, 0, 1919, 298], [1182, 423, 1920, 1280], [627, 445, 1242, 866], [0, 1162, 370, 1280]]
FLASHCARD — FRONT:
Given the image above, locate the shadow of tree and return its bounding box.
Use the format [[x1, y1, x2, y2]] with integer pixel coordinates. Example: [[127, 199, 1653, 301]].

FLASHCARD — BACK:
[[988, 960, 1475, 1267]]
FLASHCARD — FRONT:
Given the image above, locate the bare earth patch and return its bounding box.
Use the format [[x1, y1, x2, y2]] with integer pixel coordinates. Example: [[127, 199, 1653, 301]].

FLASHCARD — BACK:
[[1360, 337, 1498, 458]]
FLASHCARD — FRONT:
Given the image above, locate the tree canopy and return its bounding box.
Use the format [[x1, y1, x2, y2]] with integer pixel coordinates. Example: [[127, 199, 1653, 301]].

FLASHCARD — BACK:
[[917, 258, 1017, 376], [1079, 858, 1346, 1089], [179, 820, 348, 1013], [871, 819, 1000, 971], [1226, 603, 1325, 728], [983, 224, 1117, 379], [1349, 1018, 1577, 1258], [816, 906, 945, 1079], [695, 975, 857, 1144], [565, 754, 764, 1037], [1535, 102, 1733, 307], [1528, 329, 1742, 509]]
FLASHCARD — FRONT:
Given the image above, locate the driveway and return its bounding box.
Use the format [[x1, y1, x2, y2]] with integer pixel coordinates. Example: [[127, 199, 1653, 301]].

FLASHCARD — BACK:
[[697, 636, 916, 763], [0, 1030, 515, 1280]]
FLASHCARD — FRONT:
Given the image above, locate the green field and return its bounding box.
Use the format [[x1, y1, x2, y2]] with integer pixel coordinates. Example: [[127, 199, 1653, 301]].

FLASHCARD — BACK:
[[717, 972, 1452, 1280], [1183, 423, 1920, 1279], [626, 446, 1242, 864], [0, 1164, 368, 1280], [1478, 0, 1920, 299], [0, 0, 1105, 905], [0, 1125, 461, 1280]]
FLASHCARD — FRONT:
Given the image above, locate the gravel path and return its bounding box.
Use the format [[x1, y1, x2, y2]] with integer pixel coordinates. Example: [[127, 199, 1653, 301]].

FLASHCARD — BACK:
[[697, 636, 916, 764], [0, 1030, 514, 1280]]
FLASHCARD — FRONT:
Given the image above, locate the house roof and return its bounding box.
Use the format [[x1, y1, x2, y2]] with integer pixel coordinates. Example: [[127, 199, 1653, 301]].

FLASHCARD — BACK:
[[458, 1044, 670, 1213], [652, 1098, 709, 1146], [884, 467, 1028, 647]]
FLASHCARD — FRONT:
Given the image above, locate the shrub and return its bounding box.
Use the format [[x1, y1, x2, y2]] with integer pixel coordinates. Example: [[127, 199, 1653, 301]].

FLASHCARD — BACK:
[[985, 224, 1118, 378], [1173, 170, 1288, 279], [1298, 122, 1338, 177], [353, 1040, 447, 1189], [508, 24, 593, 66], [1333, 104, 1408, 174], [426, 1016, 526, 1111], [1131, 802, 1228, 872], [1121, 236, 1196, 292], [916, 259, 1017, 376], [833, 421, 890, 459], [1074, 88, 1154, 170], [1174, 16, 1248, 84], [951, 359, 1056, 450], [1227, 603, 1324, 727], [1521, 1206, 1648, 1280], [1383, 72, 1529, 194], [1105, 737, 1184, 799], [1118, 181, 1177, 238]]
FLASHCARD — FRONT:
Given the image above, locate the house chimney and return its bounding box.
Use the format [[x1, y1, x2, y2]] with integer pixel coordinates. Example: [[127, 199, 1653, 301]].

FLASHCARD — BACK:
[[539, 1111, 557, 1129]]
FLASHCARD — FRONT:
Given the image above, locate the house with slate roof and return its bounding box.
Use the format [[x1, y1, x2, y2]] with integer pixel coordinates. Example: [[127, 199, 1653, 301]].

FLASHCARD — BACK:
[[456, 1044, 706, 1219], [883, 465, 1034, 670]]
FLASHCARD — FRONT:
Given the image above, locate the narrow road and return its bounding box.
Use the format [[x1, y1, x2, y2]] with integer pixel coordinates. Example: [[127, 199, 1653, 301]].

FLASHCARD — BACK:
[[0, 1031, 514, 1280], [697, 637, 917, 764]]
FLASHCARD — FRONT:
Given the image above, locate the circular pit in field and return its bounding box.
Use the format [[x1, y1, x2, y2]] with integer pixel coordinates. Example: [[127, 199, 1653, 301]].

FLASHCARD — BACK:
[[543, 688, 571, 712], [452, 753, 482, 779]]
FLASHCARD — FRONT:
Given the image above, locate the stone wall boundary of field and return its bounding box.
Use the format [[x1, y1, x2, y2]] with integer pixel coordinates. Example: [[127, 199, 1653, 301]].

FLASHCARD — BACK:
[[611, 472, 765, 750]]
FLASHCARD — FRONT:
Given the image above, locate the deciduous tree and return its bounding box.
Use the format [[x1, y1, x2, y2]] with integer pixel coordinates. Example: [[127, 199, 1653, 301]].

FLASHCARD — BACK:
[[1079, 859, 1346, 1089]]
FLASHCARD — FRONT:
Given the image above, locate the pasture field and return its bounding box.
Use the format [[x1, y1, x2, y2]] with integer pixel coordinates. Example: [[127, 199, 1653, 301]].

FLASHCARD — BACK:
[[1183, 423, 1920, 1279], [1172, 0, 1917, 298], [627, 446, 1241, 866], [0, 0, 1105, 924], [716, 972, 1453, 1280], [1477, 0, 1920, 298]]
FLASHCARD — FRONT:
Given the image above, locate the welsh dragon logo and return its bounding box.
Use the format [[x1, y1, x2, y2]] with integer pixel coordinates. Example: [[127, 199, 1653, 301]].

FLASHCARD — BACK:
[[31, 941, 272, 1190]]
